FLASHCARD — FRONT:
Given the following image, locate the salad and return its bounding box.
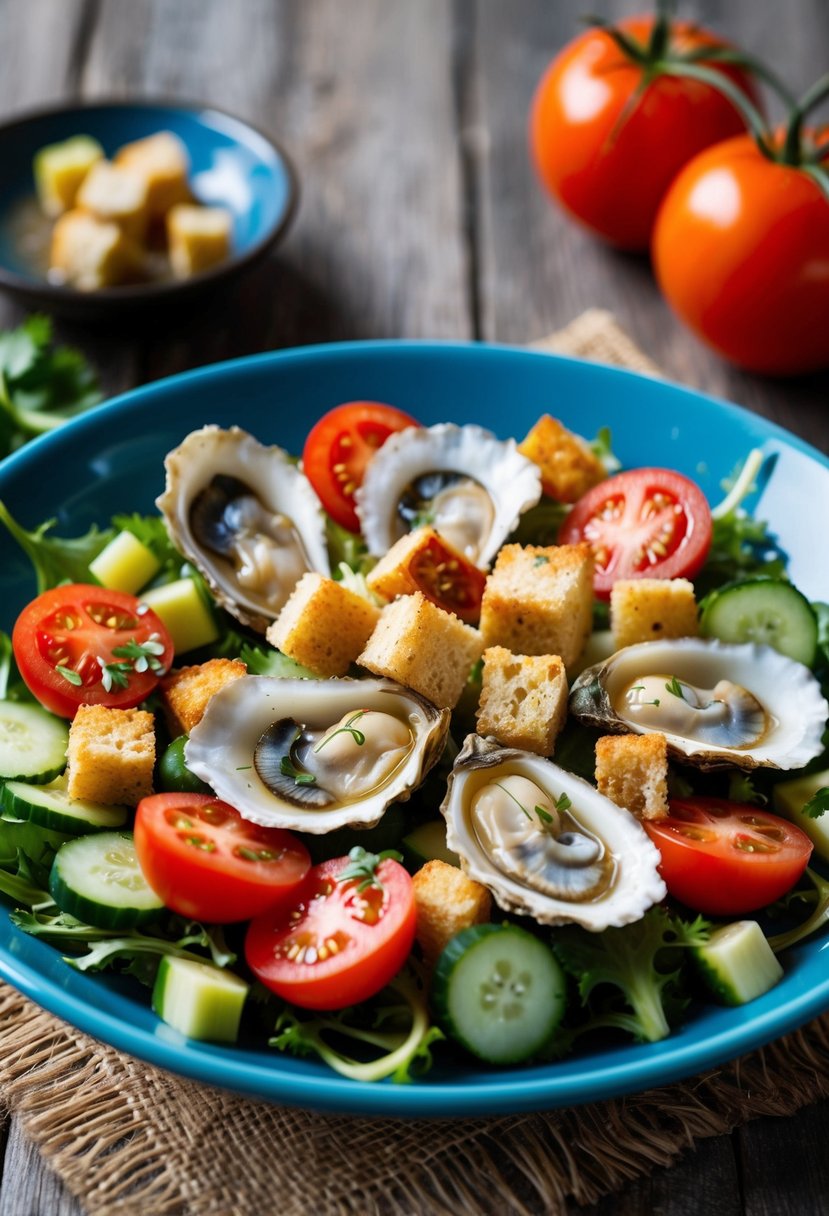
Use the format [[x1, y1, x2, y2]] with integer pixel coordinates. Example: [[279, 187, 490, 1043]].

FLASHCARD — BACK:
[[0, 397, 828, 1087]]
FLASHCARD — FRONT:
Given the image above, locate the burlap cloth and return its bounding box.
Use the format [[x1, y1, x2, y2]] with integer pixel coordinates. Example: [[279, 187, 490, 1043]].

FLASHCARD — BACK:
[[3, 310, 828, 1216]]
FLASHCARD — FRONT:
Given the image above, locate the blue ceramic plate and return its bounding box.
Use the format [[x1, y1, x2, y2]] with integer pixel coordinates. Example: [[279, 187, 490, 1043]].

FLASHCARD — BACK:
[[0, 100, 297, 318], [0, 341, 826, 1117]]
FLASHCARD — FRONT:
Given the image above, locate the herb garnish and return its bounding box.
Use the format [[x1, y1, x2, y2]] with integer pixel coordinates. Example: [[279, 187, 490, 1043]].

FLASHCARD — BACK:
[[533, 554, 550, 567], [337, 845, 402, 894], [279, 756, 317, 786], [802, 787, 829, 820], [314, 710, 368, 752], [97, 635, 167, 692], [665, 676, 687, 701], [56, 664, 82, 686]]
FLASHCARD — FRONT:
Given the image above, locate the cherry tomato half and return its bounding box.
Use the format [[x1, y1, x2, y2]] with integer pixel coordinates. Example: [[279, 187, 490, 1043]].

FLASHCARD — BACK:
[[12, 584, 175, 718], [245, 854, 416, 1010], [558, 468, 712, 599], [406, 533, 486, 623], [644, 797, 812, 916], [303, 402, 420, 533], [134, 793, 311, 923]]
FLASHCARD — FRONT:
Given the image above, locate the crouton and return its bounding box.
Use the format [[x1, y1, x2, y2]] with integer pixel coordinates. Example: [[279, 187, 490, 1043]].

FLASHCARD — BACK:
[[366, 526, 485, 616], [595, 733, 669, 821], [611, 578, 699, 649], [266, 573, 381, 678], [66, 705, 155, 806], [357, 592, 483, 709], [412, 859, 492, 966], [115, 131, 191, 217], [479, 543, 593, 669], [34, 134, 103, 217], [518, 414, 606, 503], [76, 160, 150, 242], [166, 204, 232, 279], [160, 658, 247, 737], [476, 646, 568, 755], [49, 209, 143, 291]]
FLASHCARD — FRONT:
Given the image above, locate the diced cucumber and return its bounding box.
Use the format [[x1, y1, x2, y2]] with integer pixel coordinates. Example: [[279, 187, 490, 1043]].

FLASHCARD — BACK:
[[773, 769, 829, 862], [0, 702, 68, 784], [693, 920, 783, 1006], [402, 819, 459, 869], [33, 134, 103, 216], [139, 578, 219, 653], [699, 578, 818, 666], [89, 530, 161, 594], [431, 923, 566, 1064], [1, 775, 127, 835], [49, 831, 164, 929], [152, 955, 249, 1042]]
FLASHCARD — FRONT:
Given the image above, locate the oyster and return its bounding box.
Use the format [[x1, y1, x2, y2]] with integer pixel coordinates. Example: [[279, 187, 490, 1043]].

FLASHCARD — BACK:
[[442, 734, 666, 930], [185, 676, 449, 833], [355, 423, 541, 567], [570, 637, 828, 771], [157, 426, 329, 632]]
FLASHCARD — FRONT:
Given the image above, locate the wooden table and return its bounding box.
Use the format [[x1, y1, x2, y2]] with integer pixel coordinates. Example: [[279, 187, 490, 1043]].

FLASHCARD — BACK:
[[0, 1, 827, 1212]]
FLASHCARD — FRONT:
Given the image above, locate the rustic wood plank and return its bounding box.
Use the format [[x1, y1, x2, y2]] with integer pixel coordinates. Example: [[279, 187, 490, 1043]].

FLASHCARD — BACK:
[[739, 1099, 829, 1216], [0, 1121, 77, 1216]]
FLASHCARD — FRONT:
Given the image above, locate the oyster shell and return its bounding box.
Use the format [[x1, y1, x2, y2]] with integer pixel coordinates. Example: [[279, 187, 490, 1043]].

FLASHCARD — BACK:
[[185, 676, 449, 833], [441, 734, 666, 930], [157, 426, 330, 632], [570, 637, 828, 771], [355, 423, 541, 568]]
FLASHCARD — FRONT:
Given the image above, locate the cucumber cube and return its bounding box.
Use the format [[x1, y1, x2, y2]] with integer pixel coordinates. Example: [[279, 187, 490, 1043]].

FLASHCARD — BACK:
[[152, 956, 249, 1042], [140, 578, 219, 653], [89, 530, 161, 594], [773, 769, 829, 862], [34, 135, 103, 217], [694, 920, 783, 1006]]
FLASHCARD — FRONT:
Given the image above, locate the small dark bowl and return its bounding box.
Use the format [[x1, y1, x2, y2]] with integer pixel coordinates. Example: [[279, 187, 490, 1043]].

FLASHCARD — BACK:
[[0, 99, 299, 320]]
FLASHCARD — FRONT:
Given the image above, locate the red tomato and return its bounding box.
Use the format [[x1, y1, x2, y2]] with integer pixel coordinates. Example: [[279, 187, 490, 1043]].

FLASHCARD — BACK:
[[405, 533, 485, 623], [245, 854, 416, 1010], [303, 402, 420, 533], [12, 584, 175, 718], [529, 17, 760, 250], [558, 468, 712, 599], [653, 131, 829, 374], [134, 794, 311, 923], [644, 797, 812, 916]]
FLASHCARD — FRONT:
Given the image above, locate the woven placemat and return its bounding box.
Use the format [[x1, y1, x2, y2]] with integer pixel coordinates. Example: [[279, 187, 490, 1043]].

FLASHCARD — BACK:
[[2, 310, 827, 1216]]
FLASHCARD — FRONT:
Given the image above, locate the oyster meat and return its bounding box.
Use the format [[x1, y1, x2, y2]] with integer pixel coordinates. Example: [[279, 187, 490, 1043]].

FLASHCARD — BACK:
[[442, 734, 666, 931], [570, 637, 828, 771], [157, 426, 330, 632], [355, 423, 541, 567], [185, 676, 449, 833]]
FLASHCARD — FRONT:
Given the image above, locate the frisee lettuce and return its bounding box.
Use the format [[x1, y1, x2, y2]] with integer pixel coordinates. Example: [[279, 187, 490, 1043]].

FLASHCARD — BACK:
[[0, 502, 113, 593]]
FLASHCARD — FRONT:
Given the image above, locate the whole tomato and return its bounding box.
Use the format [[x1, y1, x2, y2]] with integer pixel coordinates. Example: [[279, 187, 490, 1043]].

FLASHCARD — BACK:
[[529, 15, 760, 251], [653, 131, 829, 374]]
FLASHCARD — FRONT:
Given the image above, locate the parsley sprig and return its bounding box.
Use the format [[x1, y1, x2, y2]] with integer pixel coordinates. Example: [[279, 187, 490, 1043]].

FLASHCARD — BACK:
[[93, 634, 167, 692]]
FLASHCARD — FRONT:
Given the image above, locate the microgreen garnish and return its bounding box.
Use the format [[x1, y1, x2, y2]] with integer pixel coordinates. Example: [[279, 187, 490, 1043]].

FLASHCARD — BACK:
[[802, 788, 829, 820], [554, 792, 572, 814], [629, 685, 660, 707], [533, 554, 550, 567], [314, 710, 368, 752], [280, 756, 317, 786], [493, 781, 563, 828], [665, 676, 687, 701], [56, 664, 82, 686], [97, 635, 167, 692], [337, 845, 402, 894], [534, 805, 554, 824], [410, 508, 436, 530], [235, 765, 253, 772]]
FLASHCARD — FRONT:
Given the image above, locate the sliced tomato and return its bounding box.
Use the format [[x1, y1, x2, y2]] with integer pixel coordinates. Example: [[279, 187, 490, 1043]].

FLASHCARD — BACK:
[[558, 468, 712, 599], [644, 796, 812, 916], [12, 584, 175, 718], [302, 401, 420, 532], [245, 853, 416, 1010], [406, 533, 486, 623], [134, 793, 311, 923]]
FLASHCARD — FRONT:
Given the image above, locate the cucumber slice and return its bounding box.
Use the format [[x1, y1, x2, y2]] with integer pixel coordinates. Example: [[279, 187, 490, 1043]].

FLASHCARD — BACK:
[[693, 920, 783, 1006], [431, 923, 566, 1064], [0, 702, 68, 783], [49, 831, 164, 929], [1, 776, 127, 835], [402, 820, 459, 869], [152, 955, 249, 1042], [773, 769, 829, 862], [699, 578, 818, 666]]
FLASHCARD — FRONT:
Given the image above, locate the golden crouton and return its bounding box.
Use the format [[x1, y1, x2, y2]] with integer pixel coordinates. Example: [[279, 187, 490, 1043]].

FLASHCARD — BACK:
[[518, 414, 606, 503], [166, 204, 232, 279], [67, 705, 155, 806], [266, 573, 381, 678], [76, 160, 150, 242], [476, 646, 568, 755], [50, 209, 143, 291], [595, 733, 669, 821], [357, 592, 484, 709], [479, 543, 593, 670], [412, 859, 492, 966], [115, 131, 191, 217], [611, 578, 699, 649], [366, 526, 484, 616], [160, 658, 247, 737]]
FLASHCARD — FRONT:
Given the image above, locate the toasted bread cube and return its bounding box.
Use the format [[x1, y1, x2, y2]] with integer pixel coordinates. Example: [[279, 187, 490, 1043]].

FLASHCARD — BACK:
[[358, 592, 483, 709], [67, 705, 155, 806], [266, 573, 381, 678], [518, 414, 606, 503], [476, 646, 568, 755], [366, 526, 484, 615], [166, 204, 232, 279], [115, 131, 191, 217], [611, 578, 699, 649], [49, 209, 143, 291], [76, 160, 150, 242], [34, 135, 104, 217], [479, 543, 593, 670], [160, 658, 247, 737], [595, 733, 669, 821], [412, 859, 492, 966]]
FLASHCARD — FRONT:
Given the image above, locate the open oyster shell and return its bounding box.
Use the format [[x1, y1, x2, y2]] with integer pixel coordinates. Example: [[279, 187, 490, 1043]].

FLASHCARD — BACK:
[[185, 676, 449, 833], [157, 425, 330, 633], [441, 734, 666, 931], [570, 637, 828, 771], [355, 423, 541, 568]]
